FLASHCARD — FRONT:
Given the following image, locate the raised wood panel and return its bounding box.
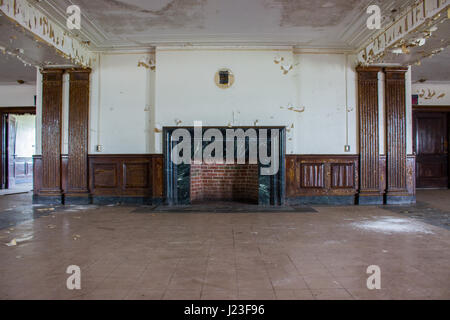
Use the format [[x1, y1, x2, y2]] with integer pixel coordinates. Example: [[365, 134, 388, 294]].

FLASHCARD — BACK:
[[357, 67, 381, 196], [300, 164, 324, 188], [88, 155, 162, 197], [331, 164, 355, 189], [93, 163, 118, 189], [384, 67, 408, 195], [286, 155, 358, 197], [124, 162, 150, 189], [40, 69, 64, 196], [67, 69, 90, 196]]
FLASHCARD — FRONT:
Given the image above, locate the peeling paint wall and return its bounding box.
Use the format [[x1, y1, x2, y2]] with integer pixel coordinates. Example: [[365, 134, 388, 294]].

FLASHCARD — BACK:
[[154, 49, 358, 155], [0, 0, 97, 68], [89, 52, 155, 154], [412, 82, 450, 106]]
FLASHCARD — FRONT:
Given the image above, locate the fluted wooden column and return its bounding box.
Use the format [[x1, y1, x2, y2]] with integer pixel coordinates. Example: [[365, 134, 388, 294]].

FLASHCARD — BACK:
[[39, 69, 64, 203], [384, 67, 409, 203], [357, 67, 383, 204], [66, 69, 91, 203]]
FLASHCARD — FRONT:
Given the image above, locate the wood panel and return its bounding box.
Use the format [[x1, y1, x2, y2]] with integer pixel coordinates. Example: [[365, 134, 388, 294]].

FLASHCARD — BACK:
[[286, 155, 358, 197], [357, 67, 382, 200], [380, 154, 416, 196], [40, 69, 64, 198], [67, 69, 90, 197], [384, 67, 408, 196], [34, 154, 163, 202], [88, 155, 163, 198], [331, 163, 355, 189]]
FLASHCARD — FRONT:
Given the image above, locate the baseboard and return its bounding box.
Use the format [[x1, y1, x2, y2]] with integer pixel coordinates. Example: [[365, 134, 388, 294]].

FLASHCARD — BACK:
[[286, 196, 356, 205]]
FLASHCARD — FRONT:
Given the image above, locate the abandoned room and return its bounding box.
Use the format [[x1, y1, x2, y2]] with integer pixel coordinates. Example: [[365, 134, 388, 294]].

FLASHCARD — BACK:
[[0, 0, 449, 302]]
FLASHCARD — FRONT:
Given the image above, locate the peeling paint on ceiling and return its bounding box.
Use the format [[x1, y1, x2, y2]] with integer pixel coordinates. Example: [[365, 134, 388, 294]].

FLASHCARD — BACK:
[[265, 0, 363, 27], [76, 0, 208, 33]]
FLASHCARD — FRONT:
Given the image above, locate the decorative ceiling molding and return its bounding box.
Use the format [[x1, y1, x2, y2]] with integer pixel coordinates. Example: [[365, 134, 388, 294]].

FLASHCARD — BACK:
[[357, 0, 449, 65], [0, 0, 97, 68]]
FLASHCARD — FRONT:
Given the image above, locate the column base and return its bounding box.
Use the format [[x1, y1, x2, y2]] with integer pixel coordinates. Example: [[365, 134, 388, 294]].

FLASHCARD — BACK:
[[33, 194, 63, 205], [386, 195, 416, 205], [64, 194, 92, 205], [358, 194, 384, 205]]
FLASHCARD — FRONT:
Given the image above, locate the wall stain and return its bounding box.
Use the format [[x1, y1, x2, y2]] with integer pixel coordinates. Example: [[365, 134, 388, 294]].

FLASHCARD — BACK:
[[264, 0, 362, 28], [77, 0, 208, 33]]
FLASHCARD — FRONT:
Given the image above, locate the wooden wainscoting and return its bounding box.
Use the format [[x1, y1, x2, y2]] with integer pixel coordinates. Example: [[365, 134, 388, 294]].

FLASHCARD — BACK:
[[34, 154, 163, 204], [286, 154, 416, 204], [88, 154, 163, 199], [286, 155, 359, 204]]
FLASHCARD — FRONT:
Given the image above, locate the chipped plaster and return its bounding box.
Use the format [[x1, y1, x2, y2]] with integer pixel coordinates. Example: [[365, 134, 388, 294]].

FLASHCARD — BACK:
[[0, 0, 97, 68]]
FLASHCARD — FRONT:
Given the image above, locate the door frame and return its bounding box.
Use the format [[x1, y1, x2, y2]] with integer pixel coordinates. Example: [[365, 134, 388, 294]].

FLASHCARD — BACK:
[[0, 107, 36, 189], [412, 105, 450, 189]]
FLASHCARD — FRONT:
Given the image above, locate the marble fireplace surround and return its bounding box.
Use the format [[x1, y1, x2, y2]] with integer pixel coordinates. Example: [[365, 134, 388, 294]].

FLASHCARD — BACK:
[[163, 127, 286, 206]]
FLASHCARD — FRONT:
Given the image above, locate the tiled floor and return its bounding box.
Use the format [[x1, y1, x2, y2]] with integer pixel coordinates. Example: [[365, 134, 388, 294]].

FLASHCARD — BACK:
[[0, 191, 449, 300]]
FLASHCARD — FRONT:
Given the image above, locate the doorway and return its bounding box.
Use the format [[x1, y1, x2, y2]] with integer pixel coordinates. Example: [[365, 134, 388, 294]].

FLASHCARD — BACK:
[[0, 107, 36, 193], [413, 107, 450, 189]]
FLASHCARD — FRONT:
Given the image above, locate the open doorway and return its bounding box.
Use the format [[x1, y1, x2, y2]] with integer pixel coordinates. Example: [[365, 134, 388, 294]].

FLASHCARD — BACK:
[[0, 107, 36, 194]]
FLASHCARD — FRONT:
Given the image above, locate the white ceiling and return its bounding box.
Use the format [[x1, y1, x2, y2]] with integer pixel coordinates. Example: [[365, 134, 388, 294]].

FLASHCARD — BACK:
[[35, 0, 413, 50]]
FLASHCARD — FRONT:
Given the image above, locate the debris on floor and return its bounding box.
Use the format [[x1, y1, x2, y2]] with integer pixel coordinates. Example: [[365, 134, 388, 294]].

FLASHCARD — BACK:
[[37, 208, 55, 212], [6, 239, 17, 246], [350, 217, 434, 234], [73, 234, 81, 240], [47, 224, 56, 229]]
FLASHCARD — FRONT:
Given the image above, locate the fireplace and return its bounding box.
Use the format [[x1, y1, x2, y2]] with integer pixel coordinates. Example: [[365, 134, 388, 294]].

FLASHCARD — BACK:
[[190, 163, 259, 203], [163, 126, 286, 206]]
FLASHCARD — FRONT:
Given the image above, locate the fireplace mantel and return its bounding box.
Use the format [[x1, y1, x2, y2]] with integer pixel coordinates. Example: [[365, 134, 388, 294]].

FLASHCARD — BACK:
[[163, 126, 286, 205]]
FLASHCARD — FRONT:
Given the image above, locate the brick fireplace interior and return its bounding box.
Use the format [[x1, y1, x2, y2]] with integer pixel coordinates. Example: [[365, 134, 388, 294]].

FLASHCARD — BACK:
[[190, 163, 259, 203]]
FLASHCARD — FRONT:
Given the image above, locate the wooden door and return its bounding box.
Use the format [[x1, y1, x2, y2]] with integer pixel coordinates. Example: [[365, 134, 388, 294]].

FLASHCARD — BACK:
[[414, 112, 448, 188], [7, 115, 17, 189]]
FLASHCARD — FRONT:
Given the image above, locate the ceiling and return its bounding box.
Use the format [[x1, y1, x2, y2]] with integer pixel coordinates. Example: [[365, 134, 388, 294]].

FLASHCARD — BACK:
[[0, 54, 36, 85], [0, 14, 73, 84], [1, 0, 448, 82], [34, 0, 413, 50]]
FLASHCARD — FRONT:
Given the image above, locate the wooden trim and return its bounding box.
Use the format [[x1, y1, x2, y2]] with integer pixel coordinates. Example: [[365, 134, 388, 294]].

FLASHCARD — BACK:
[[356, 66, 382, 73], [286, 155, 359, 197], [413, 106, 450, 112], [39, 69, 63, 197], [357, 68, 381, 196], [66, 69, 90, 197], [383, 66, 409, 73], [0, 107, 36, 114], [385, 67, 408, 196]]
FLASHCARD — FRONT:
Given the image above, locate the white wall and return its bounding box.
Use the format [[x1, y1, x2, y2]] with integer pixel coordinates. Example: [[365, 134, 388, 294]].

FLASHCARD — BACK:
[[412, 82, 450, 106], [52, 48, 419, 156], [89, 52, 155, 154], [154, 49, 358, 155], [0, 84, 36, 107]]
